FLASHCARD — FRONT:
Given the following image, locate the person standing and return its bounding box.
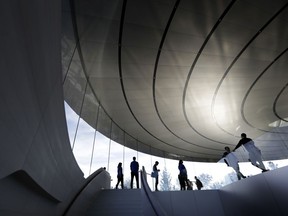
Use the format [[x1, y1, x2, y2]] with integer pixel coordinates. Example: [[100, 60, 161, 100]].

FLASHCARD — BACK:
[[115, 162, 124, 189], [186, 179, 193, 190], [130, 156, 139, 189], [233, 133, 268, 172], [178, 160, 188, 190], [153, 161, 160, 191], [195, 176, 203, 190], [222, 147, 246, 180]]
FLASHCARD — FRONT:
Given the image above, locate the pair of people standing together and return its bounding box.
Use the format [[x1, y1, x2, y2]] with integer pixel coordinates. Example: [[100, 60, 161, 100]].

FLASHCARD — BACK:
[[130, 157, 160, 191], [115, 156, 140, 189]]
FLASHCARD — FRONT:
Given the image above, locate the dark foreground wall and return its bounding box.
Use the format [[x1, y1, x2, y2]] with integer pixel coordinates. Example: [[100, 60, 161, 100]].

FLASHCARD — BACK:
[[0, 1, 88, 215], [154, 166, 288, 216]]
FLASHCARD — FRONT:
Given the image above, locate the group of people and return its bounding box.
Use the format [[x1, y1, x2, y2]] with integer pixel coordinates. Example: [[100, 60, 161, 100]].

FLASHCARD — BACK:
[[115, 133, 266, 190], [222, 133, 268, 180], [115, 156, 203, 191], [178, 159, 203, 190]]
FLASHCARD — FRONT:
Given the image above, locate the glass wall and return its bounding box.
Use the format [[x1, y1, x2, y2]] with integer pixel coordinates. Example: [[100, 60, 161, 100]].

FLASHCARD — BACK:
[[65, 102, 288, 190]]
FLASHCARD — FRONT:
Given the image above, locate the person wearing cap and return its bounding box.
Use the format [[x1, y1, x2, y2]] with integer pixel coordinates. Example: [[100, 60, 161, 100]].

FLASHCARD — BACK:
[[233, 133, 268, 172]]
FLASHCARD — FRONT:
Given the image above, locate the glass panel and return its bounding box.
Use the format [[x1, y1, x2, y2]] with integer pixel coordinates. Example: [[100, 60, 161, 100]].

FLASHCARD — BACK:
[[97, 107, 112, 139], [109, 140, 125, 188], [64, 102, 78, 146], [124, 146, 139, 189], [64, 102, 288, 187], [111, 122, 124, 145], [72, 118, 95, 178], [90, 131, 110, 175]]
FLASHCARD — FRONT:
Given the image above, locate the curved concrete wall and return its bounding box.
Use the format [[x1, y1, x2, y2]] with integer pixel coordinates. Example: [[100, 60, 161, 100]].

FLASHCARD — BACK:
[[154, 166, 288, 216], [0, 1, 87, 215], [65, 168, 111, 216]]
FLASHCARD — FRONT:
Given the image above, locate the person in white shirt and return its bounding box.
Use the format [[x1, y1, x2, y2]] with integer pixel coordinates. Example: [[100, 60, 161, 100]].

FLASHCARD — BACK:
[[222, 146, 246, 180], [233, 133, 268, 172]]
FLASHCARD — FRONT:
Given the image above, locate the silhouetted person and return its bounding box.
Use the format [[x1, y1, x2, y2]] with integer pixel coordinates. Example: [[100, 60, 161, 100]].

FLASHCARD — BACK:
[[234, 133, 268, 172], [195, 176, 203, 190], [178, 160, 188, 190], [222, 147, 246, 180], [153, 161, 160, 191], [130, 157, 139, 188], [115, 162, 123, 189], [187, 179, 193, 190]]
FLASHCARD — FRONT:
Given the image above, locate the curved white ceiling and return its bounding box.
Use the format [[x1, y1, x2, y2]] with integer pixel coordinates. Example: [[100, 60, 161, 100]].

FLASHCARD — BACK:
[[62, 0, 288, 162]]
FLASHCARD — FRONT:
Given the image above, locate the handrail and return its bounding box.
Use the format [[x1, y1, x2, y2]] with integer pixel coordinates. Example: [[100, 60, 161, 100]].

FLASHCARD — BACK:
[[140, 166, 168, 216], [63, 167, 106, 215]]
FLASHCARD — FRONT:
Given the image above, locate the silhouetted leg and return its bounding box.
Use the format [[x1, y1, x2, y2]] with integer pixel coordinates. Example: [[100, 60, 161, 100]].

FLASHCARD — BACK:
[[135, 173, 139, 188], [120, 176, 124, 189], [130, 172, 134, 189], [155, 176, 159, 191], [249, 150, 267, 171], [234, 166, 246, 180]]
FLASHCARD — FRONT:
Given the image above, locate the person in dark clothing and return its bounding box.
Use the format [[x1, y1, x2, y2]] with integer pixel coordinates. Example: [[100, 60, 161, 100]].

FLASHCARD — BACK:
[[153, 161, 160, 191], [233, 133, 268, 172], [115, 162, 123, 189], [195, 176, 203, 190], [178, 160, 188, 190], [130, 156, 139, 189], [186, 179, 193, 190]]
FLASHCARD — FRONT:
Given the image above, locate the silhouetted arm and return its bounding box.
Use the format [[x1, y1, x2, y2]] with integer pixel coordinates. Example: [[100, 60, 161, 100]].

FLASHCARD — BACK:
[[233, 141, 243, 151], [224, 159, 229, 166]]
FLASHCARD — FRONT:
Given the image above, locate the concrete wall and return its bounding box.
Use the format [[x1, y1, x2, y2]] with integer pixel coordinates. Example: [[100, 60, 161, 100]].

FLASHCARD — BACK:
[[154, 166, 288, 216], [220, 166, 288, 216], [1, 1, 288, 215], [65, 169, 111, 216], [0, 1, 86, 215]]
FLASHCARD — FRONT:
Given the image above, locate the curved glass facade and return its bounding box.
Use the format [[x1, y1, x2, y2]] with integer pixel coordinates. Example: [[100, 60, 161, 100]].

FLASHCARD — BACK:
[[65, 102, 288, 190]]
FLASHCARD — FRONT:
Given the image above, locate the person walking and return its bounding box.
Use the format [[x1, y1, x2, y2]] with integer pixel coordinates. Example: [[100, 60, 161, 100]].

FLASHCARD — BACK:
[[222, 147, 246, 180], [178, 160, 188, 190], [153, 161, 160, 191], [195, 176, 203, 190], [115, 162, 124, 189], [233, 133, 268, 172], [130, 156, 139, 189]]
